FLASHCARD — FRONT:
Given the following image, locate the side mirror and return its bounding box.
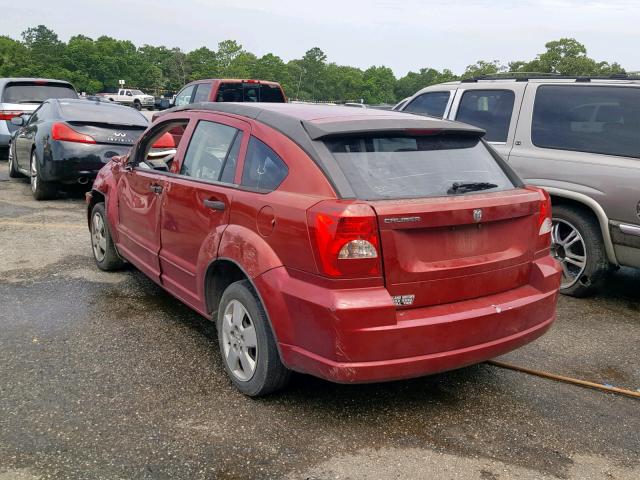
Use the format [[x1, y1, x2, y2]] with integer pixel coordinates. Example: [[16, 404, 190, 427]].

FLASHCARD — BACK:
[[11, 116, 24, 126]]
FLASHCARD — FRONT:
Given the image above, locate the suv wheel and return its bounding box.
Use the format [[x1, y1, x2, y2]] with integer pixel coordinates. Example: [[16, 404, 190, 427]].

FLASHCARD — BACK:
[[217, 280, 290, 396], [90, 202, 125, 271], [30, 150, 56, 200], [8, 145, 23, 178], [551, 205, 610, 297]]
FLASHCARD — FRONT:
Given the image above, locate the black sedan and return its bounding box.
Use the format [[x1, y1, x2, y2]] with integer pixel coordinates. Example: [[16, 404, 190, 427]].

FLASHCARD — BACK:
[[8, 99, 148, 200]]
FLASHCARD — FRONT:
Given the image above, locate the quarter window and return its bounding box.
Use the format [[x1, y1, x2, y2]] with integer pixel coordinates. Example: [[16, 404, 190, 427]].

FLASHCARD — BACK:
[[532, 85, 640, 158], [192, 83, 212, 103], [241, 137, 288, 191], [403, 91, 450, 118], [181, 121, 240, 182], [456, 89, 515, 143]]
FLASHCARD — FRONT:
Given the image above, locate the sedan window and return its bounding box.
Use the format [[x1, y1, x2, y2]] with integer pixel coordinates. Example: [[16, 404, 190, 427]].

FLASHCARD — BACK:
[[181, 121, 240, 182]]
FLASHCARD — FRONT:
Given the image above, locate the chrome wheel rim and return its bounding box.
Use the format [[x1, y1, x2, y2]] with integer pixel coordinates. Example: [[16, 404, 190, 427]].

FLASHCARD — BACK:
[[551, 218, 587, 289], [30, 153, 37, 192], [8, 148, 14, 171], [221, 299, 258, 382], [91, 212, 107, 262]]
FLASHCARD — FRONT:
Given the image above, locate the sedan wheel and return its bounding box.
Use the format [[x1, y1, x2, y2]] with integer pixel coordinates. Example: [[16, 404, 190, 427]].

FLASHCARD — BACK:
[[221, 299, 258, 382], [30, 152, 38, 193], [8, 145, 22, 178], [91, 212, 108, 262], [551, 219, 587, 289]]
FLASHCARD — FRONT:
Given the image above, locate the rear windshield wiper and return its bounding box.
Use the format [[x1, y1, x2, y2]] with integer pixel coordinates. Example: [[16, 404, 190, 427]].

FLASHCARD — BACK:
[[447, 182, 498, 194]]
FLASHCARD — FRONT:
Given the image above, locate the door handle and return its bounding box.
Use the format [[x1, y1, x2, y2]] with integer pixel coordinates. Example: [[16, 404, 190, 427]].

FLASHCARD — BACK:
[[203, 199, 225, 211], [150, 184, 163, 194]]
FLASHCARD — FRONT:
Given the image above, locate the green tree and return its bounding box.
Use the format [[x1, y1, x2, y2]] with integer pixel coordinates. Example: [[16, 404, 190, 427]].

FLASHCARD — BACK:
[[461, 60, 504, 79]]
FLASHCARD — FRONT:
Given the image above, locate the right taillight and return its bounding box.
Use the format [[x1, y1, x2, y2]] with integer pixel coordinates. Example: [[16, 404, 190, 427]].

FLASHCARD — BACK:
[[526, 186, 552, 254], [307, 201, 382, 278]]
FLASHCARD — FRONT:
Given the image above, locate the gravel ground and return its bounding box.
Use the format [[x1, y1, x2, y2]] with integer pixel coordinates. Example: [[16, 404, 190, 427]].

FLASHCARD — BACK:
[[0, 164, 638, 479]]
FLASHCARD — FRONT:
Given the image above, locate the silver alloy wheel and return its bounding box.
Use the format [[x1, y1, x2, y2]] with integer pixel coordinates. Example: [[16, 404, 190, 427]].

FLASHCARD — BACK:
[[551, 218, 587, 289], [221, 299, 258, 382], [30, 152, 38, 192], [91, 212, 107, 262], [8, 146, 14, 171]]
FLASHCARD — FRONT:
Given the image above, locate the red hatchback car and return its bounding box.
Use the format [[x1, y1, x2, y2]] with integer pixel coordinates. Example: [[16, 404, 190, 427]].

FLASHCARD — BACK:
[[87, 103, 562, 396]]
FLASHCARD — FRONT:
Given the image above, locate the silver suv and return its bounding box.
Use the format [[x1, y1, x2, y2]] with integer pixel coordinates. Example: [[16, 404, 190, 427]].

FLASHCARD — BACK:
[[0, 78, 78, 159], [399, 75, 640, 296]]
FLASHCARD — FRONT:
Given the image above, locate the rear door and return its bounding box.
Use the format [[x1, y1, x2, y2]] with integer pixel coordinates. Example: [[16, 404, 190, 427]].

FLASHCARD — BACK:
[[448, 83, 527, 159], [159, 114, 249, 307]]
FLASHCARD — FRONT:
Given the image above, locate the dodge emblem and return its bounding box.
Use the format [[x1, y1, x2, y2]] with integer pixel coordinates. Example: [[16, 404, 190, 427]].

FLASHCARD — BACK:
[[473, 209, 483, 222]]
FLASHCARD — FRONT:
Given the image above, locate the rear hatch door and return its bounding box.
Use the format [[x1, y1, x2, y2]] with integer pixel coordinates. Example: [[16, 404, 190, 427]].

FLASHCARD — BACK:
[[370, 189, 541, 307]]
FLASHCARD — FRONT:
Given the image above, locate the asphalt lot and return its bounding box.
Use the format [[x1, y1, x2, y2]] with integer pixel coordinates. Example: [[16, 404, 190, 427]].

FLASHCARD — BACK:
[[0, 163, 639, 480]]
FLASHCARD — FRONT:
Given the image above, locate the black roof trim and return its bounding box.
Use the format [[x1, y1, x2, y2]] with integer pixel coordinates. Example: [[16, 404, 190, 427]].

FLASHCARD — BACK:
[[461, 73, 640, 83]]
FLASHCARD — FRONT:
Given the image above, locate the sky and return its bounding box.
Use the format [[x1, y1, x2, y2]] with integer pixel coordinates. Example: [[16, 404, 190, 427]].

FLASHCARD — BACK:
[[2, 0, 640, 76]]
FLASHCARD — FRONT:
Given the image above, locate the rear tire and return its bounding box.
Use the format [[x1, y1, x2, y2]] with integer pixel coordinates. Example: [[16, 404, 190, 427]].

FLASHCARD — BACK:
[[30, 150, 56, 200], [90, 202, 125, 271], [551, 204, 611, 297], [217, 280, 290, 396]]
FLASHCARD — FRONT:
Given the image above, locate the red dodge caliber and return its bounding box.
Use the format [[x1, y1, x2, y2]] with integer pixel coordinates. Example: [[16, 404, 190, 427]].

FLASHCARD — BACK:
[[87, 103, 562, 396]]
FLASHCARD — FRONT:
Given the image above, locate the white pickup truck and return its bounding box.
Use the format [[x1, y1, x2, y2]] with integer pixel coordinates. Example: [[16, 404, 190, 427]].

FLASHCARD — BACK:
[[100, 89, 155, 110]]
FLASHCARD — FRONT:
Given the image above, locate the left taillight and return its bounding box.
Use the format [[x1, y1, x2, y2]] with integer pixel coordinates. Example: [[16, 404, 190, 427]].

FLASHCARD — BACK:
[[526, 186, 552, 254], [51, 123, 96, 144], [307, 201, 382, 278], [0, 110, 24, 121]]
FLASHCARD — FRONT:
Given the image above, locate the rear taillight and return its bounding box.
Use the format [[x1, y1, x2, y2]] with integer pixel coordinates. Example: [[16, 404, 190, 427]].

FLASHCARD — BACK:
[[526, 186, 552, 253], [307, 201, 382, 278], [0, 110, 24, 121], [51, 123, 96, 144]]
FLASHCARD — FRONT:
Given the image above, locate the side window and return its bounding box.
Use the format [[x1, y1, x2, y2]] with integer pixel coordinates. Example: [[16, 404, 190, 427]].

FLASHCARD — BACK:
[[192, 83, 212, 103], [126, 90, 133, 97], [456, 89, 515, 143], [135, 119, 190, 171], [403, 91, 451, 118], [532, 85, 640, 159], [175, 85, 195, 107], [241, 137, 288, 191], [26, 105, 42, 124], [181, 121, 239, 182]]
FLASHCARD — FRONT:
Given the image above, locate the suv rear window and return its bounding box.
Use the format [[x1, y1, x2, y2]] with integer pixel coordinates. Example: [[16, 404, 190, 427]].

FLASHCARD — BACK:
[[2, 82, 77, 103], [455, 90, 515, 143], [532, 85, 640, 159], [216, 82, 285, 103], [324, 135, 514, 200]]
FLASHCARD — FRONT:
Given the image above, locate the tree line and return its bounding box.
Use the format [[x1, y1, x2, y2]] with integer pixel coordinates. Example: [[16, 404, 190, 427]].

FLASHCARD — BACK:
[[0, 25, 627, 104]]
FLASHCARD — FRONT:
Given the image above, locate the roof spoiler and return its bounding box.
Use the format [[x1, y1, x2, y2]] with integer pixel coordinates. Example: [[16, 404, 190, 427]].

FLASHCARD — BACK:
[[302, 118, 485, 140]]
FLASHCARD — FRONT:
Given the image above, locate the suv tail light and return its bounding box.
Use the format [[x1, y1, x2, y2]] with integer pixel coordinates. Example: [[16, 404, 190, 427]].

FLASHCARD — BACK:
[[307, 201, 382, 278], [0, 110, 24, 121], [526, 186, 552, 254], [51, 123, 96, 144]]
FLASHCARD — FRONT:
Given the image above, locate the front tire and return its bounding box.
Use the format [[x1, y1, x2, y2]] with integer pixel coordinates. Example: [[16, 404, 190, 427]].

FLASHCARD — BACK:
[[133, 101, 142, 111], [90, 202, 125, 271], [217, 280, 290, 396], [30, 150, 56, 200], [551, 204, 611, 297], [8, 144, 23, 178]]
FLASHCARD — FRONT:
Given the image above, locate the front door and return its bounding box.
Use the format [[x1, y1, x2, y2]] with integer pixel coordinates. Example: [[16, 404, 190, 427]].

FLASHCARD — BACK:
[[159, 114, 249, 309], [116, 169, 166, 282]]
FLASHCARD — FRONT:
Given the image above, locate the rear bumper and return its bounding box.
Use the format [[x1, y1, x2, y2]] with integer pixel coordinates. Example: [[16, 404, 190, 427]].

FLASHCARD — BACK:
[[43, 143, 132, 182], [255, 256, 561, 383]]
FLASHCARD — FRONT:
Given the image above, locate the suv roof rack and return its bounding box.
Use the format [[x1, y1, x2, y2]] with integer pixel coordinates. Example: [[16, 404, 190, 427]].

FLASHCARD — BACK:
[[460, 73, 640, 83]]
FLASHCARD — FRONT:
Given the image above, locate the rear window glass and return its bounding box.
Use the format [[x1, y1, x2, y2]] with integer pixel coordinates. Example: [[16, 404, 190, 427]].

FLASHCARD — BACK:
[[455, 90, 514, 142], [58, 102, 148, 125], [404, 92, 450, 117], [2, 82, 78, 103], [324, 135, 514, 200], [216, 82, 285, 103], [532, 85, 640, 159]]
